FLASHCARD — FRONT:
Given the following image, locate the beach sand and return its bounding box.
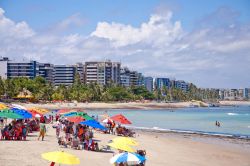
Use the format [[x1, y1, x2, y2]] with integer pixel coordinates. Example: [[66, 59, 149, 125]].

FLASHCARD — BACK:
[[17, 100, 250, 110], [21, 102, 192, 110], [0, 124, 250, 166]]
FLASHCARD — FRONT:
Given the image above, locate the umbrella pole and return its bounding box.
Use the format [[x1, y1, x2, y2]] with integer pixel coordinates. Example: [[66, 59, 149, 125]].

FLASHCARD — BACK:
[[50, 162, 55, 166]]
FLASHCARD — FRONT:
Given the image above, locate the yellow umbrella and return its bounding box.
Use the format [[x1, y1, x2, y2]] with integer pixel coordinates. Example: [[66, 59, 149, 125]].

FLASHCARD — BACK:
[[0, 103, 8, 109], [112, 137, 139, 146], [108, 142, 135, 153], [30, 108, 49, 115], [41, 151, 80, 165]]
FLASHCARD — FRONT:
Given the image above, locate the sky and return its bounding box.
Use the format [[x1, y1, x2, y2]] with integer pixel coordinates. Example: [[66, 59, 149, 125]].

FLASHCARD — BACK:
[[0, 0, 250, 88]]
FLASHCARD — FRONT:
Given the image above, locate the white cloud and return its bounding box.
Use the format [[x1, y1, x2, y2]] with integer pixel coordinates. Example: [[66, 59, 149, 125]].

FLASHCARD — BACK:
[[0, 8, 34, 39], [91, 11, 183, 47]]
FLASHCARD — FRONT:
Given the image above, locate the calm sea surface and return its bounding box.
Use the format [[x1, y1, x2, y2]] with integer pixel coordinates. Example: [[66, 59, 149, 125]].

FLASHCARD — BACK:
[[86, 106, 250, 138]]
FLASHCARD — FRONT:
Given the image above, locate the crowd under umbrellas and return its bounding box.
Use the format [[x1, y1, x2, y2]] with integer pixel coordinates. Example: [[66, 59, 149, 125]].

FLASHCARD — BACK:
[[0, 102, 146, 166]]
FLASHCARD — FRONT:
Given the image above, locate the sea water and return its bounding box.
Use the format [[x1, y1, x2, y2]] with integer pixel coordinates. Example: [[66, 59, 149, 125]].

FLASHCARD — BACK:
[[86, 106, 250, 139]]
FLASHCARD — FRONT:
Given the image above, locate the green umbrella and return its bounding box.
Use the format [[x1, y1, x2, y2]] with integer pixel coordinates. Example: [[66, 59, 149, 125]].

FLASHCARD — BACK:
[[76, 112, 93, 120], [0, 109, 23, 119], [63, 111, 93, 120]]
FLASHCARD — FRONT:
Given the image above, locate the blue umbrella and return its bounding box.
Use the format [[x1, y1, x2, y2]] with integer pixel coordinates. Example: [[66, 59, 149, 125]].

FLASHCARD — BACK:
[[11, 108, 32, 119], [63, 112, 77, 117], [80, 120, 107, 131], [110, 152, 146, 165]]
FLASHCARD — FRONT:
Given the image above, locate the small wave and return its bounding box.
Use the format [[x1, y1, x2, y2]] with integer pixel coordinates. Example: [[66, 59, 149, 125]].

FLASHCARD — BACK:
[[227, 113, 239, 116], [125, 125, 250, 140]]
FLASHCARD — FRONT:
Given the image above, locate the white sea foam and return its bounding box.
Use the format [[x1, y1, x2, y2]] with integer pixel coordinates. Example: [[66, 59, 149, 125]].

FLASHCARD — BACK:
[[227, 113, 239, 116]]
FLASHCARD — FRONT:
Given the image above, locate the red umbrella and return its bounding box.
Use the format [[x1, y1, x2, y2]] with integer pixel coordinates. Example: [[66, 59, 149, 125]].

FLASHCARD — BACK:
[[57, 109, 72, 114], [110, 114, 132, 124], [66, 116, 85, 123], [27, 109, 43, 118]]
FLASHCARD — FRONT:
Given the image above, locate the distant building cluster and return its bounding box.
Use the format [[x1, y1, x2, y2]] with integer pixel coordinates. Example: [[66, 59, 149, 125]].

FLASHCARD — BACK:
[[0, 57, 192, 93], [219, 89, 250, 100]]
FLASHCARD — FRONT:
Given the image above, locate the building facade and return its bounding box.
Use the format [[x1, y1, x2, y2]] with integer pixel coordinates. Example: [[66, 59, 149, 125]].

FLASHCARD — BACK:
[[7, 60, 39, 79], [175, 80, 189, 93], [53, 65, 76, 86], [120, 67, 130, 87], [39, 63, 54, 83], [85, 61, 120, 85], [143, 77, 153, 92], [155, 78, 171, 90], [0, 57, 8, 79]]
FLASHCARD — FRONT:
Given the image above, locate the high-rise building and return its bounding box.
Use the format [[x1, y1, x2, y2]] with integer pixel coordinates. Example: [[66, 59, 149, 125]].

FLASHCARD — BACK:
[[85, 61, 121, 85], [143, 77, 153, 92], [243, 88, 249, 99], [138, 73, 144, 86], [155, 78, 171, 90], [7, 59, 39, 79], [75, 63, 85, 83], [39, 63, 54, 83], [120, 67, 130, 87], [175, 80, 189, 93], [0, 57, 8, 79], [129, 71, 139, 86], [54, 65, 76, 86]]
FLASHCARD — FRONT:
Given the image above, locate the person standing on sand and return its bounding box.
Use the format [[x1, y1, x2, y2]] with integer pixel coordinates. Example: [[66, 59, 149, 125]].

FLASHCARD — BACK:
[[38, 123, 46, 141]]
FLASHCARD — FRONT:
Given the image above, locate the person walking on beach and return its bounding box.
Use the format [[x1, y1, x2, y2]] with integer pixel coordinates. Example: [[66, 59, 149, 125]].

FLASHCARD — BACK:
[[38, 123, 46, 141], [0, 119, 4, 139]]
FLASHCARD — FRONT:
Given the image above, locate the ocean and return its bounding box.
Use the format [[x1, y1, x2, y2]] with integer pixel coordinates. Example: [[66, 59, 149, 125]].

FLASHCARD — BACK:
[[86, 106, 250, 139]]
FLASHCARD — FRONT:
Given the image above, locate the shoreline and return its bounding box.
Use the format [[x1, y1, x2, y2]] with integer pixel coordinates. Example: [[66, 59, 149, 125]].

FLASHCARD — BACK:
[[14, 100, 250, 110], [130, 127, 250, 142]]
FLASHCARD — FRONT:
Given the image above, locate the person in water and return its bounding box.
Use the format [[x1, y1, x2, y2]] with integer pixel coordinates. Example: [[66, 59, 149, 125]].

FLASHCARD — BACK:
[[215, 121, 221, 127]]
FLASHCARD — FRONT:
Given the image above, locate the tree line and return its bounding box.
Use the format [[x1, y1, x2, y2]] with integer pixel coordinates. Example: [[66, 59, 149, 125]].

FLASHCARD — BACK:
[[0, 76, 219, 102]]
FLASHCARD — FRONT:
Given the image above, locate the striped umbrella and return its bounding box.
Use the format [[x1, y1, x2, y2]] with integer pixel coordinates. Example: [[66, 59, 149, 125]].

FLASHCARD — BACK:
[[110, 152, 146, 165]]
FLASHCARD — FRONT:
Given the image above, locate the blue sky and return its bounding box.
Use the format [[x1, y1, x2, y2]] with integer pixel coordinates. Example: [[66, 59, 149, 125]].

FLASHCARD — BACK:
[[1, 0, 249, 33], [0, 0, 250, 88]]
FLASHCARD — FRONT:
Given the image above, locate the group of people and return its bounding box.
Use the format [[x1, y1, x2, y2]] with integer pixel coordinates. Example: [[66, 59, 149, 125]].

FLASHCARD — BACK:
[[0, 119, 28, 141], [54, 119, 99, 151], [116, 125, 135, 137]]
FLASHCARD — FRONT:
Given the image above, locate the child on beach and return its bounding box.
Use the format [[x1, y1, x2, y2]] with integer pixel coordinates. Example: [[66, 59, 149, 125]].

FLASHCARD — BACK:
[[22, 125, 27, 141]]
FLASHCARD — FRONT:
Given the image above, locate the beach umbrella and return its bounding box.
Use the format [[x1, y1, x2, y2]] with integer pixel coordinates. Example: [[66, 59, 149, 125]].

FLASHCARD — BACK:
[[112, 137, 139, 146], [108, 142, 135, 153], [11, 108, 32, 119], [110, 152, 146, 165], [29, 108, 49, 115], [64, 112, 93, 120], [80, 120, 107, 131], [27, 109, 43, 118], [35, 114, 41, 118], [102, 118, 113, 123], [41, 151, 80, 165], [111, 114, 132, 124], [66, 116, 85, 123], [0, 103, 8, 109], [11, 104, 27, 110], [0, 109, 23, 119], [57, 109, 73, 115]]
